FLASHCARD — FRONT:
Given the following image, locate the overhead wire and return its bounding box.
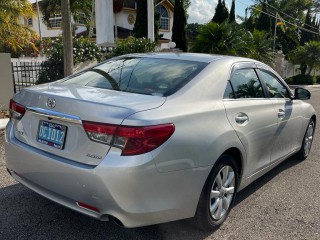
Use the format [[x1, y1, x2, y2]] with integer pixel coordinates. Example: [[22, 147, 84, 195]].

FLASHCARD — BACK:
[[235, 0, 320, 36], [259, 0, 319, 31]]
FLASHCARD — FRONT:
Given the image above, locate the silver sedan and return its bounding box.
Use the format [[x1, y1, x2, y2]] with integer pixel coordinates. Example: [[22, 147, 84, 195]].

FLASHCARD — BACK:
[[5, 53, 316, 230]]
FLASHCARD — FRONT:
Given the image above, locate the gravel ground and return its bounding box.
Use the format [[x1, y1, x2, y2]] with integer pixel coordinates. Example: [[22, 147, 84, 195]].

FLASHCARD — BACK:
[[0, 88, 319, 240]]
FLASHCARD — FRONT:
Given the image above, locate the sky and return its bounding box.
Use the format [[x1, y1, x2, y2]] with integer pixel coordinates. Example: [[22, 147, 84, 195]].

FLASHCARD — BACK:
[[188, 0, 255, 24]]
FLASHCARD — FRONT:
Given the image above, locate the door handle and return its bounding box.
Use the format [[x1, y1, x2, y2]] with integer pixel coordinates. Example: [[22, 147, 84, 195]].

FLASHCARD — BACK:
[[235, 113, 249, 124], [278, 109, 285, 118]]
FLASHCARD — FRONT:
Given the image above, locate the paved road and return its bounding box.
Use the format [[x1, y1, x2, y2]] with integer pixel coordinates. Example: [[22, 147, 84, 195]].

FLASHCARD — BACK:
[[1, 87, 320, 240]]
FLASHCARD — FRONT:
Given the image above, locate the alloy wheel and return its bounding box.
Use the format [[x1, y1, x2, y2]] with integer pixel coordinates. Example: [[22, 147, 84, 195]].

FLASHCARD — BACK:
[[209, 165, 235, 220], [304, 121, 315, 157]]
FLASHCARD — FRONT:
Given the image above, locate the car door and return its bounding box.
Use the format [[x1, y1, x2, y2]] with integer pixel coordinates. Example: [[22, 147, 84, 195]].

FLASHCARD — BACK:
[[223, 64, 279, 177], [256, 68, 303, 162]]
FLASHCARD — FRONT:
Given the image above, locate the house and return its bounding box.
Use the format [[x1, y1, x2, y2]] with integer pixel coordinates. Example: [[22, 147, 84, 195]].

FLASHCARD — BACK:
[[25, 0, 174, 48], [24, 0, 87, 38], [110, 0, 174, 44]]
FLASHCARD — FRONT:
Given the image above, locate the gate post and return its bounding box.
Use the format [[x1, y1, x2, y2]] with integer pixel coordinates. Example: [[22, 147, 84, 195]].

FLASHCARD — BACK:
[[0, 53, 14, 110]]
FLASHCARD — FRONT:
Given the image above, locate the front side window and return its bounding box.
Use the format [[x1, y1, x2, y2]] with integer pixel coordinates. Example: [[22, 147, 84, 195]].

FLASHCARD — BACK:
[[258, 70, 290, 98], [156, 5, 169, 30], [230, 69, 264, 98], [62, 57, 206, 96]]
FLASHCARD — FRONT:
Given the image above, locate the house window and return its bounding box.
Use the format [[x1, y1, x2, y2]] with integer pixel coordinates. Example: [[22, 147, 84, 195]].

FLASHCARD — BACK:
[[123, 0, 135, 9], [156, 5, 169, 31], [49, 14, 62, 28], [24, 17, 33, 26], [75, 13, 86, 25]]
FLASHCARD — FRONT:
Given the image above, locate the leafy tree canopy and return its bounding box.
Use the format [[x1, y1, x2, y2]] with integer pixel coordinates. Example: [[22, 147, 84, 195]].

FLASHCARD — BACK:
[[289, 41, 320, 75], [172, 0, 188, 51], [0, 0, 38, 53], [212, 0, 229, 24]]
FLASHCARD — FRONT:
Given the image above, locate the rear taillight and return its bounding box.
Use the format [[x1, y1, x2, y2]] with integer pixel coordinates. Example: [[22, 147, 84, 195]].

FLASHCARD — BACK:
[[9, 99, 26, 120], [83, 121, 117, 144], [83, 121, 175, 156]]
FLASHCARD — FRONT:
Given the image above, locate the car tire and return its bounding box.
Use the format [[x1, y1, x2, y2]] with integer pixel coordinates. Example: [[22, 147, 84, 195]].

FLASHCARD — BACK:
[[295, 119, 315, 160], [192, 154, 238, 231]]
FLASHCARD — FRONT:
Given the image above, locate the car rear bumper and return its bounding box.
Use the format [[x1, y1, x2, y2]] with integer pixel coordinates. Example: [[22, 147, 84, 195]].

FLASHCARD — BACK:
[[5, 120, 211, 227]]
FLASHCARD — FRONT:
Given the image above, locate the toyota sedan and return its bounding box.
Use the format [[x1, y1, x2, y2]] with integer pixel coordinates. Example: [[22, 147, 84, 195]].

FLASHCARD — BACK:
[[5, 53, 316, 230]]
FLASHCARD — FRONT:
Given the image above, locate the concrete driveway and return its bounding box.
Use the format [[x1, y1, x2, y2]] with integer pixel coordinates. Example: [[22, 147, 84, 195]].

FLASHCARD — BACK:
[[1, 87, 319, 240]]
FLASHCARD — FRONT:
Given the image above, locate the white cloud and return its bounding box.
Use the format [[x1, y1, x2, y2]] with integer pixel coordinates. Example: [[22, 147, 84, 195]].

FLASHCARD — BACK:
[[188, 0, 231, 24]]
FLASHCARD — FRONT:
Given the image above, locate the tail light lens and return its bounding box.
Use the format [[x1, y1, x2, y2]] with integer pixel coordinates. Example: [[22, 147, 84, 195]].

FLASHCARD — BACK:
[[83, 121, 175, 156], [9, 99, 26, 120]]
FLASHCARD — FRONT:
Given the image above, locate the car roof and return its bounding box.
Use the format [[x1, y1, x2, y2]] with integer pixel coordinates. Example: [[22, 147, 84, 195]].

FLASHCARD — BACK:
[[120, 52, 255, 63]]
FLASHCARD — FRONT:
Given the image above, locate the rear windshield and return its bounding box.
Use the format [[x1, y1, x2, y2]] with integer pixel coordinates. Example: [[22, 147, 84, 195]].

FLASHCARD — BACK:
[[61, 57, 207, 96]]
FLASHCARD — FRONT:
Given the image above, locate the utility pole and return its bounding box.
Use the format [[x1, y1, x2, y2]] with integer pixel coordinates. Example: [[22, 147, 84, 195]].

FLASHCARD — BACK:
[[61, 0, 73, 77], [273, 12, 277, 57], [147, 0, 154, 41], [36, 0, 43, 55]]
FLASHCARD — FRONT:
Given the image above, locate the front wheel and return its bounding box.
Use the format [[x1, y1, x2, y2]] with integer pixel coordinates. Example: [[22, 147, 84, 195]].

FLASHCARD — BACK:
[[296, 120, 315, 160], [192, 155, 238, 231]]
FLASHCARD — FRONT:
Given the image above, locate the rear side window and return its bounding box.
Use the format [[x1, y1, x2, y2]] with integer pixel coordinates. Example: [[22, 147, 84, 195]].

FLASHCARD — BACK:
[[258, 69, 290, 98], [62, 57, 207, 96], [229, 69, 264, 98]]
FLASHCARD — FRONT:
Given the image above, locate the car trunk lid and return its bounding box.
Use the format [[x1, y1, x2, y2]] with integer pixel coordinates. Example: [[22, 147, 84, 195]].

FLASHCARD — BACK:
[[12, 83, 166, 166]]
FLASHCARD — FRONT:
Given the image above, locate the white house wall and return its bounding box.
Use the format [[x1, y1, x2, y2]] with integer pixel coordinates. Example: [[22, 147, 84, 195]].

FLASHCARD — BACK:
[[115, 9, 136, 31], [23, 10, 87, 39], [24, 12, 62, 38]]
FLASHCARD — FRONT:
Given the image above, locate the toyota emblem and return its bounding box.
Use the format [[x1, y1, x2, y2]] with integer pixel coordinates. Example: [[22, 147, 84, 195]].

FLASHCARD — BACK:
[[47, 97, 56, 109]]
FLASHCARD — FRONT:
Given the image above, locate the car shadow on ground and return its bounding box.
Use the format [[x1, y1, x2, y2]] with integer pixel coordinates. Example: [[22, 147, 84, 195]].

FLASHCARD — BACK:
[[0, 156, 302, 240], [234, 156, 301, 206]]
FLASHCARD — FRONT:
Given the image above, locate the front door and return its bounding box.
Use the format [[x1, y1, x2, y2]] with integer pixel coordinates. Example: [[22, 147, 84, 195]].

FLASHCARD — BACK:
[[223, 66, 279, 177]]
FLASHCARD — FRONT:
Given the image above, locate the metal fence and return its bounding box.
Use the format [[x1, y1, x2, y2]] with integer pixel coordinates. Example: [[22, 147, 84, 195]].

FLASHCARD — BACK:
[[11, 61, 48, 93]]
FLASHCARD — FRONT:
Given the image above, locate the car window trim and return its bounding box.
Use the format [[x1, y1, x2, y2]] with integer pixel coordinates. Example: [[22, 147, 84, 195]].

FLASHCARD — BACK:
[[228, 64, 266, 99], [256, 68, 292, 100]]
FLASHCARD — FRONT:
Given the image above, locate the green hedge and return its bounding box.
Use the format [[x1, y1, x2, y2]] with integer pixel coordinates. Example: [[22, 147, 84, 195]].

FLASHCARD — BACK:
[[285, 74, 315, 85]]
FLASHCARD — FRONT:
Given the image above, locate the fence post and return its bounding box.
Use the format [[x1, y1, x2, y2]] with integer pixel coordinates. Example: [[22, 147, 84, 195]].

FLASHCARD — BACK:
[[0, 53, 14, 110]]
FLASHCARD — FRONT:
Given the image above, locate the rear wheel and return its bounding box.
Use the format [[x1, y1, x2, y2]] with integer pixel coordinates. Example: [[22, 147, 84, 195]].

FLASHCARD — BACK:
[[296, 120, 315, 160], [193, 155, 238, 231]]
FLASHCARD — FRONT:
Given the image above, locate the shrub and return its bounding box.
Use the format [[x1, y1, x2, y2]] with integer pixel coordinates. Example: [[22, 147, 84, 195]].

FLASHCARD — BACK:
[[37, 37, 103, 84], [110, 37, 156, 58], [285, 74, 315, 85], [315, 75, 320, 83]]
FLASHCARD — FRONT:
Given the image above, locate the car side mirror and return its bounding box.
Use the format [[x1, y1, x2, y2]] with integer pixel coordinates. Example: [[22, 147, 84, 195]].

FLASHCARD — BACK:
[[294, 88, 311, 100]]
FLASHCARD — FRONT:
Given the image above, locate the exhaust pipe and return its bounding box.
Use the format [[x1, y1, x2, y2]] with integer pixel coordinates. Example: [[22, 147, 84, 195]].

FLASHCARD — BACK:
[[111, 216, 124, 227]]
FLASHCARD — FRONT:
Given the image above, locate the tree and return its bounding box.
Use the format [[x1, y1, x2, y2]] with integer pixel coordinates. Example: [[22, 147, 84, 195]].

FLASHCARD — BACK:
[[246, 30, 273, 65], [300, 8, 313, 45], [191, 22, 249, 56], [256, 0, 271, 32], [133, 0, 148, 38], [172, 0, 188, 52], [229, 0, 236, 23], [289, 41, 320, 75], [186, 23, 203, 42], [212, 0, 229, 24], [0, 0, 38, 53]]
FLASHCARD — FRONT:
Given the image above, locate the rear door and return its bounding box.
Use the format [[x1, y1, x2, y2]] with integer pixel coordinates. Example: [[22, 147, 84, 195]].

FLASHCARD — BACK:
[[256, 68, 303, 162], [223, 63, 278, 176]]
